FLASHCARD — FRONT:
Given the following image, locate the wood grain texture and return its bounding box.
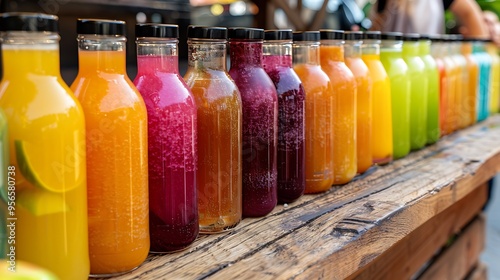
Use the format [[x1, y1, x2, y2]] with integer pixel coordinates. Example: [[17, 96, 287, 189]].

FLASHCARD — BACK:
[[418, 215, 486, 280], [105, 116, 500, 280]]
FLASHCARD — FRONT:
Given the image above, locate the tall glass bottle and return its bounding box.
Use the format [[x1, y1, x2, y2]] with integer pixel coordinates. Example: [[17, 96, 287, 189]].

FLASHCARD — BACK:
[[419, 35, 440, 144], [450, 35, 468, 129], [70, 19, 149, 276], [430, 35, 449, 134], [402, 33, 427, 150], [228, 28, 278, 217], [134, 24, 198, 252], [292, 31, 334, 193], [486, 40, 500, 114], [184, 26, 242, 232], [344, 31, 372, 173], [473, 39, 491, 122], [319, 30, 357, 185], [362, 31, 393, 165], [262, 30, 305, 203], [461, 38, 479, 127], [0, 13, 89, 279], [441, 35, 458, 134], [380, 32, 410, 159]]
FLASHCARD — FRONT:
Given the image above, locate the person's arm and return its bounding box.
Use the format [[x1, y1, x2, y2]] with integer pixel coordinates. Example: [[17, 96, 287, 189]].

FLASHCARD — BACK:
[[449, 0, 489, 38]]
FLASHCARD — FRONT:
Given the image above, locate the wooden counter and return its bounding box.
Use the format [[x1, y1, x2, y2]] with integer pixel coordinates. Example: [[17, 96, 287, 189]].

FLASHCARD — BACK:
[[106, 115, 500, 280]]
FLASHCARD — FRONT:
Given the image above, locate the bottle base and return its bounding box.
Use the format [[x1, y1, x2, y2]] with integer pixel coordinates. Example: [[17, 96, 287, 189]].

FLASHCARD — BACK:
[[199, 219, 240, 234], [89, 266, 139, 278]]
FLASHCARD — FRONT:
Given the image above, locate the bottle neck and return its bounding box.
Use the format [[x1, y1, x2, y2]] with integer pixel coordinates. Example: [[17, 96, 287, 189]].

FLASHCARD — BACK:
[[419, 40, 431, 56], [293, 42, 320, 66], [187, 39, 227, 71], [229, 40, 263, 68], [321, 40, 345, 62], [263, 41, 293, 67], [361, 40, 380, 56], [403, 41, 420, 56], [1, 32, 61, 77], [344, 40, 362, 58], [136, 38, 179, 74], [77, 34, 127, 74]]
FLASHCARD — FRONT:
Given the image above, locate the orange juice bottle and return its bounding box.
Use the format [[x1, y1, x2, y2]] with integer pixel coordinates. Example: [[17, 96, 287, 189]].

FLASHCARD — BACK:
[[184, 26, 242, 232], [319, 30, 357, 185], [344, 31, 372, 173], [461, 39, 479, 127], [71, 19, 149, 276], [430, 35, 449, 134], [292, 31, 334, 193], [362, 31, 393, 165], [450, 36, 468, 129], [0, 13, 89, 279], [442, 35, 458, 134]]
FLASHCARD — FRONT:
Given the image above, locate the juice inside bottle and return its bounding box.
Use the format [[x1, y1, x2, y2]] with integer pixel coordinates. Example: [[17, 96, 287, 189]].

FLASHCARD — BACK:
[[70, 19, 149, 276], [473, 40, 492, 122], [441, 36, 458, 134], [184, 26, 242, 232], [344, 31, 372, 173], [486, 41, 500, 114], [263, 30, 305, 203], [319, 30, 357, 185], [450, 36, 468, 130], [292, 31, 334, 193], [229, 28, 278, 217], [0, 13, 89, 279], [419, 36, 440, 144], [362, 31, 393, 165], [380, 32, 410, 159], [461, 39, 479, 127], [402, 34, 427, 150], [431, 36, 449, 134], [133, 24, 199, 252]]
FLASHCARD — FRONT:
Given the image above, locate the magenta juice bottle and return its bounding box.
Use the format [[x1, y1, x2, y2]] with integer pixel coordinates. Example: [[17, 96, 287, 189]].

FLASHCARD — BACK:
[[262, 29, 305, 203], [228, 28, 278, 217], [133, 24, 198, 252]]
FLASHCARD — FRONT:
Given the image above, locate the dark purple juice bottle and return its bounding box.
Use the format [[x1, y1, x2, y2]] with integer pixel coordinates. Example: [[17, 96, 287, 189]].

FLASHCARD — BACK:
[[262, 30, 306, 203], [133, 24, 198, 252], [228, 28, 278, 217]]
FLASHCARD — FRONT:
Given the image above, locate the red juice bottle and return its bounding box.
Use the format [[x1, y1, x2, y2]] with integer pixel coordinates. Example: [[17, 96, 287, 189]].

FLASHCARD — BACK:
[[228, 28, 278, 217], [133, 24, 198, 252], [262, 29, 305, 203]]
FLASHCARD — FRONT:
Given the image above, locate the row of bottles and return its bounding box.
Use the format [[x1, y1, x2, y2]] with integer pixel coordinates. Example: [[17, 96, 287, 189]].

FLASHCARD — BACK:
[[1, 12, 499, 280]]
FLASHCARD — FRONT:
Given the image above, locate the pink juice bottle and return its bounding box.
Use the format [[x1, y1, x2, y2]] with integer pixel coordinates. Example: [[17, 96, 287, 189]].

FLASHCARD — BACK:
[[228, 28, 278, 217], [262, 29, 305, 203], [133, 24, 198, 252]]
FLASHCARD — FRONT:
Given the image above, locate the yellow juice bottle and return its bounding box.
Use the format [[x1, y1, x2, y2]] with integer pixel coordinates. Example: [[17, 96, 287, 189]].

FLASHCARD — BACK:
[[0, 13, 89, 279]]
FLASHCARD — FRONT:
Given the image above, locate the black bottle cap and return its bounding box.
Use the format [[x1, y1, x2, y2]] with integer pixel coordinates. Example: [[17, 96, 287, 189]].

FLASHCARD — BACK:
[[77, 19, 126, 36], [381, 32, 403, 40], [363, 31, 381, 40], [228, 27, 264, 40], [419, 34, 431, 40], [344, 31, 363, 40], [0, 12, 58, 32], [428, 34, 442, 42], [187, 25, 227, 39], [403, 33, 420, 41], [264, 29, 293, 41], [293, 31, 320, 42], [136, 23, 178, 38], [319, 29, 344, 40]]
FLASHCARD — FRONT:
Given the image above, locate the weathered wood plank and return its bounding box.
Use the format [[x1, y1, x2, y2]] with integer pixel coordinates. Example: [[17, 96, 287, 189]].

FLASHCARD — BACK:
[[418, 215, 486, 280], [106, 116, 500, 280], [350, 183, 488, 280]]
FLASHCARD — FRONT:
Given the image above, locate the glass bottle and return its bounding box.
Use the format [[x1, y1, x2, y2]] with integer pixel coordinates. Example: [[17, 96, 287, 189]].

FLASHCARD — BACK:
[[0, 13, 89, 279], [184, 26, 242, 233], [319, 30, 357, 185], [262, 29, 305, 203], [461, 38, 479, 127], [441, 35, 458, 134], [450, 35, 468, 130], [292, 31, 334, 193], [473, 39, 491, 122], [380, 32, 410, 159], [430, 35, 450, 134], [344, 31, 372, 174], [402, 33, 427, 150], [133, 24, 198, 252], [419, 35, 440, 144], [228, 28, 278, 217], [70, 19, 149, 276], [486, 40, 500, 114], [361, 31, 393, 165]]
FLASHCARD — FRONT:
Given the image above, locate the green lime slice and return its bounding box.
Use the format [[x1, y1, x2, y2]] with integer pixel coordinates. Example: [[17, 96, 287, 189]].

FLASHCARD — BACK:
[[16, 189, 69, 216]]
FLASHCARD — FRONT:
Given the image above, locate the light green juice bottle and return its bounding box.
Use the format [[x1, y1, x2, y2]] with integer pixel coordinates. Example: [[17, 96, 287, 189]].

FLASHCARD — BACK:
[[380, 32, 410, 159], [419, 36, 440, 144]]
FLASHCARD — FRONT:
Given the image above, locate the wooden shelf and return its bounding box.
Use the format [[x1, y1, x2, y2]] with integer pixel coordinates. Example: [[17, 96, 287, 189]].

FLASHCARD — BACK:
[[105, 115, 500, 280]]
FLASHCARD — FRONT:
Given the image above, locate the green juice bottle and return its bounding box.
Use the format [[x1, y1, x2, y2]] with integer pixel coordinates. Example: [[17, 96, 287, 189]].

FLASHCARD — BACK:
[[403, 34, 428, 150], [380, 32, 410, 159], [419, 35, 440, 144]]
